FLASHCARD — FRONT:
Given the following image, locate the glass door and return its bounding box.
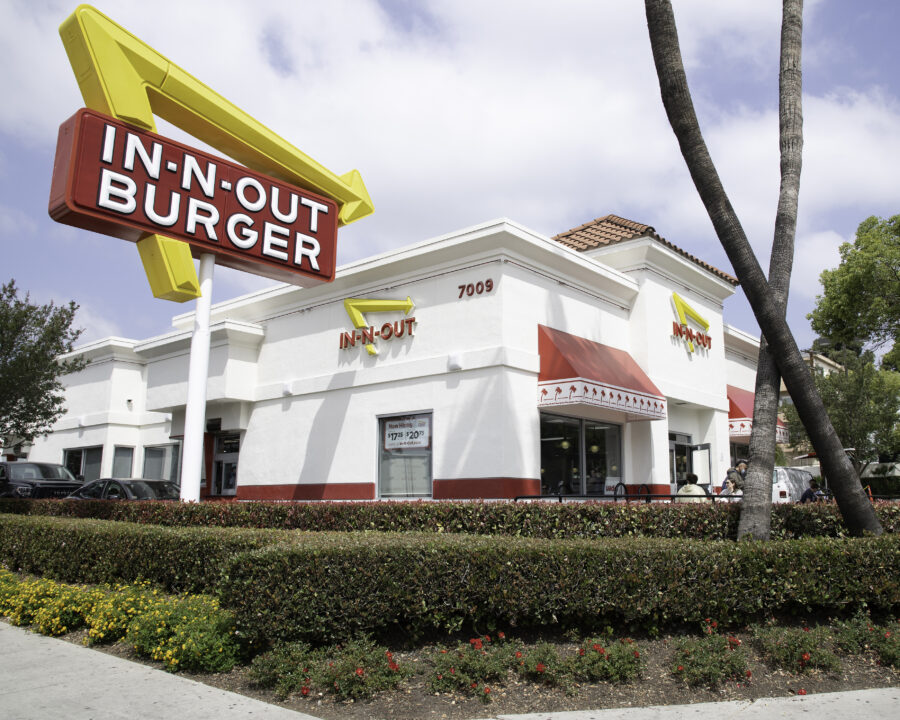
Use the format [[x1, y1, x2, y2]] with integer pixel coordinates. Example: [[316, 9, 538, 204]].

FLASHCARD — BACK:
[[212, 433, 239, 497]]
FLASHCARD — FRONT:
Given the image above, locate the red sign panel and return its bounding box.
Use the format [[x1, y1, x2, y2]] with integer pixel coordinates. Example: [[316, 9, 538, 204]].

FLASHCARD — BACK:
[[48, 109, 339, 285]]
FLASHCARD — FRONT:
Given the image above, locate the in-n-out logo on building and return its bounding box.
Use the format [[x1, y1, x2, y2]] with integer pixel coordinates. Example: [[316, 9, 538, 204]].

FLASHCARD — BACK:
[[671, 293, 712, 352], [340, 297, 417, 355]]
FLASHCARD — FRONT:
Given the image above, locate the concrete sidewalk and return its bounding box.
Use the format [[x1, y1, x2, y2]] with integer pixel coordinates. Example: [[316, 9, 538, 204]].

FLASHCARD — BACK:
[[2, 622, 898, 720]]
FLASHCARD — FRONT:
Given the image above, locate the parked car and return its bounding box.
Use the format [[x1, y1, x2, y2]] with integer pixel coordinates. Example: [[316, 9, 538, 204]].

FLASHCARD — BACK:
[[66, 478, 181, 501], [0, 462, 84, 499], [772, 466, 815, 503]]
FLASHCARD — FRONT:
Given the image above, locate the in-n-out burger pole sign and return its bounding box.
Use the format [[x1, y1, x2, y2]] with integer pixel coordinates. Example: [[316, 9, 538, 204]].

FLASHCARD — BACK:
[[49, 109, 338, 285]]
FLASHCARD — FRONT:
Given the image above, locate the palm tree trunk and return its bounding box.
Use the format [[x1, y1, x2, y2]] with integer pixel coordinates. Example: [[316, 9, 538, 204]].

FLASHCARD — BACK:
[[644, 0, 882, 536], [738, 0, 803, 541]]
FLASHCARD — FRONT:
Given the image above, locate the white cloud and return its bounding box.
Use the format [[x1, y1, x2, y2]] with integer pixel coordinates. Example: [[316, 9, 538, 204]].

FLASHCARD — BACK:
[[790, 230, 843, 302], [73, 302, 125, 345], [0, 0, 896, 347]]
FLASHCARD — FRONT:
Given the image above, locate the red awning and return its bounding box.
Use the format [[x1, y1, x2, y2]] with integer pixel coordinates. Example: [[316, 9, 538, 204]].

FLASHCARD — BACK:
[[727, 384, 788, 443], [537, 325, 666, 420]]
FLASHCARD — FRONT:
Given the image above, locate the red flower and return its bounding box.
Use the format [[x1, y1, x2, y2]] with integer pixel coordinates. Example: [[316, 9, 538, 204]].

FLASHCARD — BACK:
[[801, 652, 811, 662], [746, 670, 752, 678], [798, 689, 807, 696], [484, 635, 491, 643], [578, 648, 585, 656], [633, 651, 640, 658], [677, 665, 684, 672], [437, 674, 443, 680], [301, 686, 310, 697], [388, 661, 400, 672], [470, 638, 483, 650], [385, 651, 393, 659], [802, 627, 810, 632], [470, 682, 478, 689], [483, 687, 491, 695], [355, 667, 365, 677], [450, 668, 455, 674], [515, 651, 523, 659], [498, 632, 506, 640], [592, 644, 604, 653], [536, 662, 546, 673]]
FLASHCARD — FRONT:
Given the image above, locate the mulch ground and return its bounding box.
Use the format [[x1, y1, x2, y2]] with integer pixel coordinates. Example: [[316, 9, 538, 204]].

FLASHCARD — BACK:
[[61, 627, 900, 720]]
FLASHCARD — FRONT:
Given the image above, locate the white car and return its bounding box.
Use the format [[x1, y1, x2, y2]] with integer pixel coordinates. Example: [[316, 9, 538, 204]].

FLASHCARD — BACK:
[[772, 466, 815, 503]]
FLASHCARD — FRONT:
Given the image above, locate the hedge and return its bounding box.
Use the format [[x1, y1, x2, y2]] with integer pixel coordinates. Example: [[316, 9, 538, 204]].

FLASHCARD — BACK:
[[1, 497, 898, 539], [220, 531, 900, 645], [0, 514, 280, 593], [2, 515, 898, 646]]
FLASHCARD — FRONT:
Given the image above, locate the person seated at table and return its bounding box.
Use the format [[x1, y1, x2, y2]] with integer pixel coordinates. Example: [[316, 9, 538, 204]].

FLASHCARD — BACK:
[[676, 473, 707, 503]]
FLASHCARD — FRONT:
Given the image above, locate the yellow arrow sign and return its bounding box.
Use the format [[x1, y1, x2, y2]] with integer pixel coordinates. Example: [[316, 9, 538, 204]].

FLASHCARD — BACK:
[[672, 292, 710, 352], [344, 297, 415, 355], [59, 5, 374, 301]]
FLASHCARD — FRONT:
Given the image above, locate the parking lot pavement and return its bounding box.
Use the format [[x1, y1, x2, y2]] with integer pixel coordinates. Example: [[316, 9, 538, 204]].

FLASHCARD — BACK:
[[3, 622, 897, 720], [0, 622, 321, 720]]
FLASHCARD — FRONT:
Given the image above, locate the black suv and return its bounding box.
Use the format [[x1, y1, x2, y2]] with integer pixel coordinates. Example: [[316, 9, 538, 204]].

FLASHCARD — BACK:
[[0, 462, 84, 498]]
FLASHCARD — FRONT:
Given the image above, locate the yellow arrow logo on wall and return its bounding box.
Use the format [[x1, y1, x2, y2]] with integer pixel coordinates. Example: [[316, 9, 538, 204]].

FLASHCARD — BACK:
[[59, 5, 374, 301], [672, 292, 710, 352], [344, 297, 415, 355]]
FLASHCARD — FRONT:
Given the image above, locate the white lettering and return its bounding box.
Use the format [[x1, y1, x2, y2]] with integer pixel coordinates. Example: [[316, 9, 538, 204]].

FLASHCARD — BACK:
[[97, 168, 137, 214], [226, 214, 258, 249], [236, 177, 266, 212], [181, 155, 217, 198], [123, 133, 162, 179], [294, 232, 320, 270], [270, 187, 298, 223], [101, 124, 116, 164], [143, 185, 180, 227], [300, 197, 328, 233], [185, 198, 219, 240], [262, 222, 289, 261]]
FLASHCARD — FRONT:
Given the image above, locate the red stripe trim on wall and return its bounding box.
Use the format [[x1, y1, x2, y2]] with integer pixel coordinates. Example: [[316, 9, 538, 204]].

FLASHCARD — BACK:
[[433, 477, 541, 499]]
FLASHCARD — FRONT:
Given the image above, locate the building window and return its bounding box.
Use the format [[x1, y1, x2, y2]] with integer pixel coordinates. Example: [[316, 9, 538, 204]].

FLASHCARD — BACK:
[[142, 443, 181, 482], [112, 446, 134, 478], [64, 446, 103, 481], [540, 413, 621, 496], [378, 413, 432, 498]]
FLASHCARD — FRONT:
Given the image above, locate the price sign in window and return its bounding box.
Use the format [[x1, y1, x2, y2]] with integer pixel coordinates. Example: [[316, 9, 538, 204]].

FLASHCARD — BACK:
[[379, 413, 432, 498], [383, 416, 431, 450]]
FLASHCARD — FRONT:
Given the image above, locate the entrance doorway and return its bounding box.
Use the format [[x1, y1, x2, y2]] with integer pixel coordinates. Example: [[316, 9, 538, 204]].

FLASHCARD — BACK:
[[669, 433, 712, 490], [212, 433, 239, 497]]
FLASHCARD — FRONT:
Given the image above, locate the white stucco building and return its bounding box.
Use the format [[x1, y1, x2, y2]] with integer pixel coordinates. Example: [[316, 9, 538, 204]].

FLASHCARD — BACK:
[[27, 214, 774, 500]]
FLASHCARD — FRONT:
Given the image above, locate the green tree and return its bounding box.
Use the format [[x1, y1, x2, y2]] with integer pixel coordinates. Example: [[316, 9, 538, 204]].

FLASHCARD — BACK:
[[0, 280, 86, 445], [783, 351, 900, 472], [809, 215, 900, 357]]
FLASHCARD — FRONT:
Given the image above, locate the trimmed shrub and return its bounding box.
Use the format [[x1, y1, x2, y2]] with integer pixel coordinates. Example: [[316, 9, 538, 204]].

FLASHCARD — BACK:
[[671, 632, 749, 687], [753, 625, 841, 673], [2, 497, 897, 539], [0, 514, 281, 593], [220, 531, 900, 645]]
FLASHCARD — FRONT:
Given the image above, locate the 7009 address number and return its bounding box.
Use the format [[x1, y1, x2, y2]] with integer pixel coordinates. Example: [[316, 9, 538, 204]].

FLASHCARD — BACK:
[[458, 278, 494, 298]]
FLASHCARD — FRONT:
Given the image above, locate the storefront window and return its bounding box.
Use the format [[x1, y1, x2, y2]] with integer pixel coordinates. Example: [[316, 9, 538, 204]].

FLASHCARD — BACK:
[[379, 413, 432, 498], [63, 446, 103, 481], [142, 443, 181, 482], [112, 446, 134, 478], [540, 414, 621, 496]]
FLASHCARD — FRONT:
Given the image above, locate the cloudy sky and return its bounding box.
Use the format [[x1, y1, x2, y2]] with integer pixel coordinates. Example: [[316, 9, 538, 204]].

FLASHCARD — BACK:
[[2, 0, 898, 349]]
